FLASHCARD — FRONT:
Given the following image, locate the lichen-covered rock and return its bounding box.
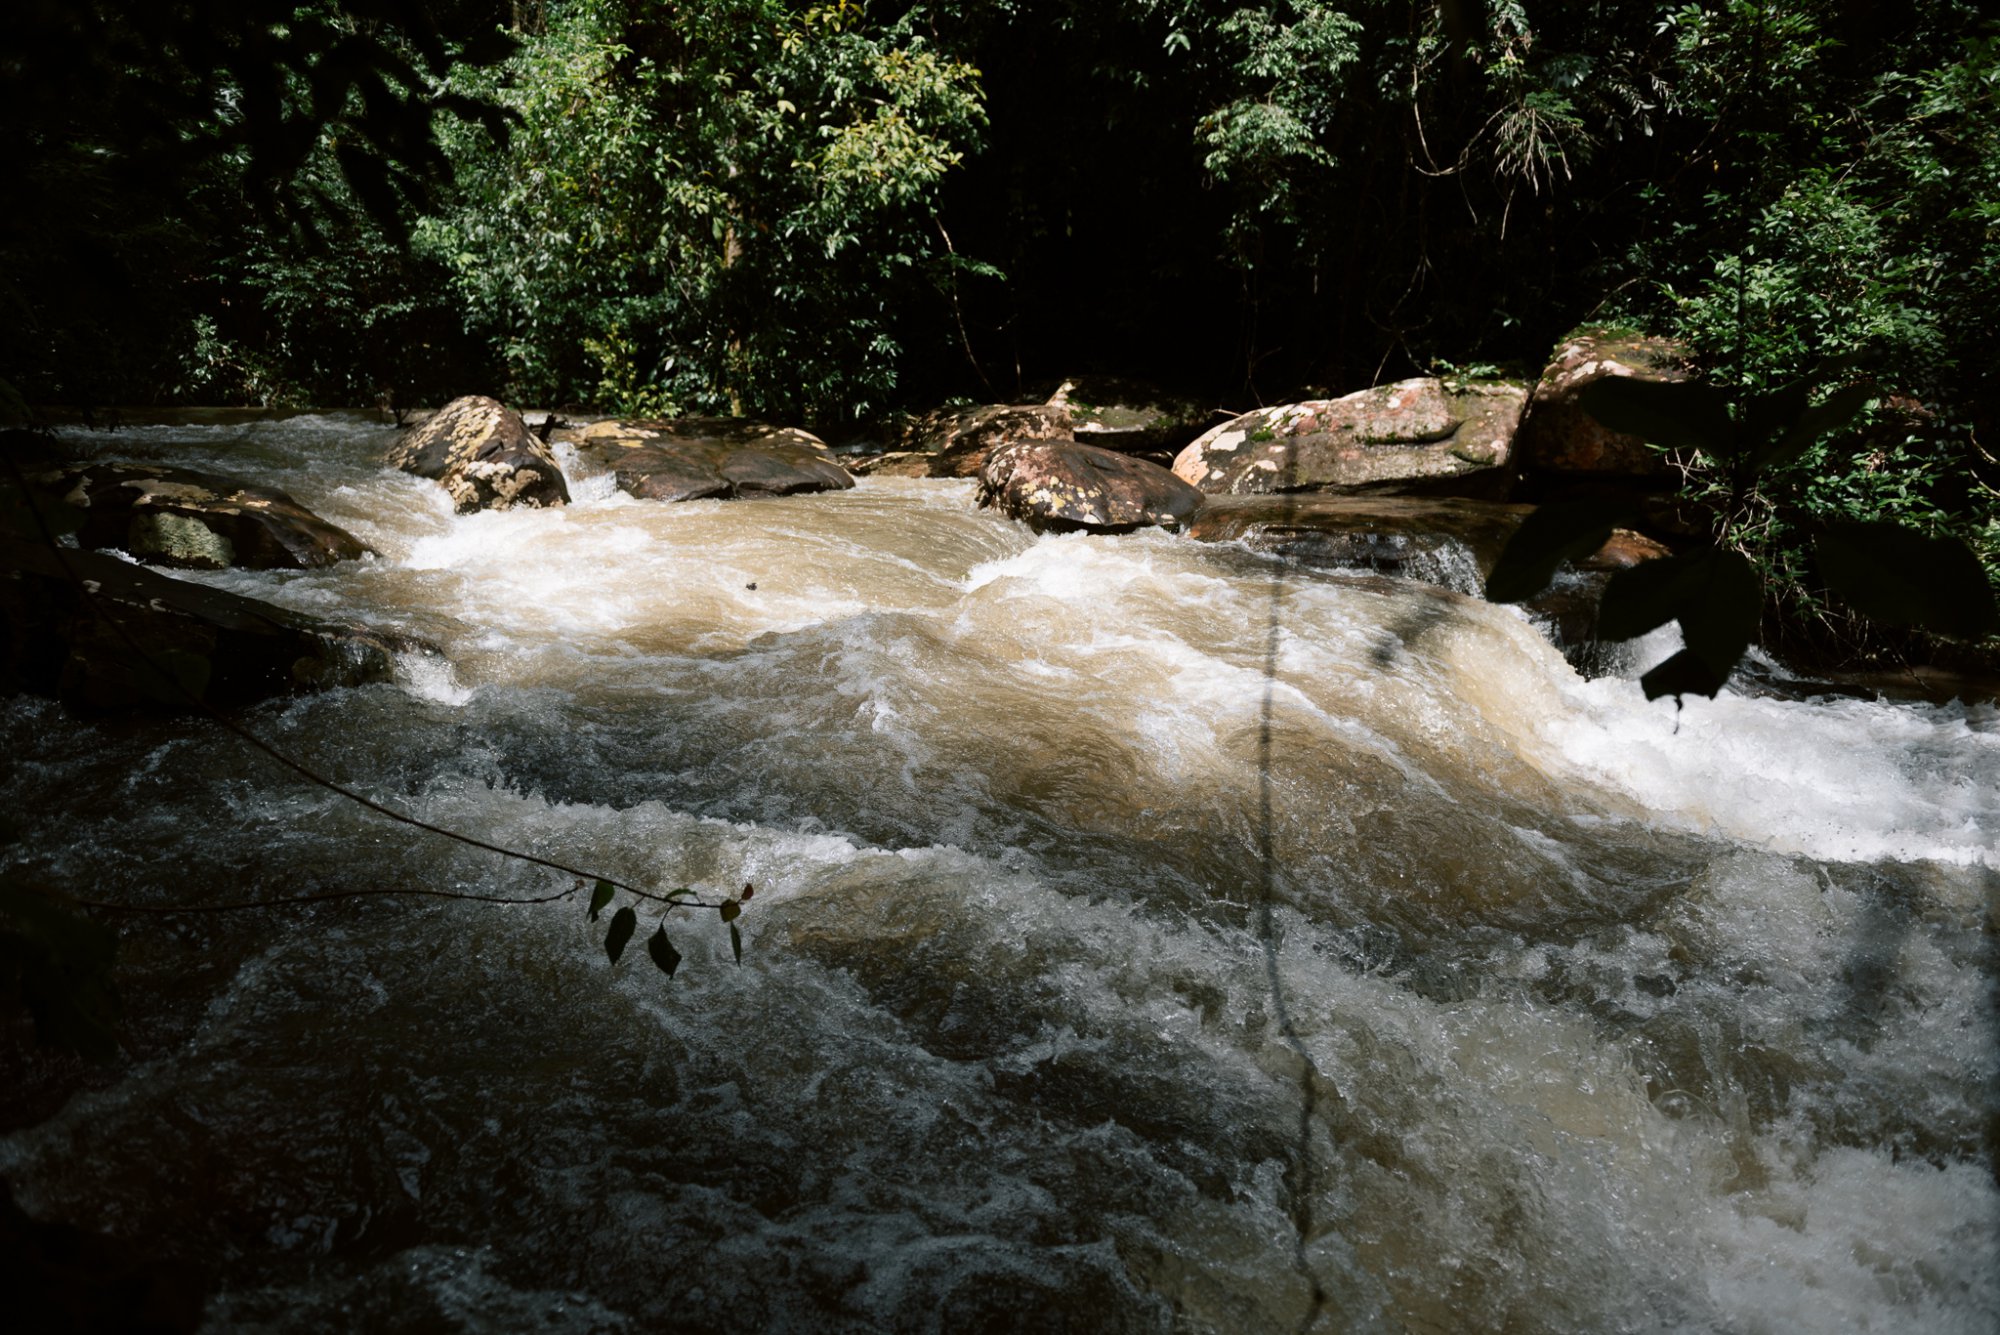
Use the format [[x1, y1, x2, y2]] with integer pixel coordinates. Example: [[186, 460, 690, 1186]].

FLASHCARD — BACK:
[[1171, 378, 1526, 499], [1046, 376, 1212, 456], [35, 463, 369, 570], [388, 395, 570, 512], [848, 451, 936, 479], [1513, 328, 1691, 478], [978, 440, 1204, 533], [0, 537, 430, 711], [572, 418, 853, 502], [902, 404, 1073, 478]]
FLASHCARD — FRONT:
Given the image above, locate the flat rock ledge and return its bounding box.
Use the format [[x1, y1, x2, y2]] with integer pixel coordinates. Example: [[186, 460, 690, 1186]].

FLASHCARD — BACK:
[[1172, 377, 1527, 500], [1, 537, 429, 711], [34, 462, 369, 570], [567, 419, 854, 502]]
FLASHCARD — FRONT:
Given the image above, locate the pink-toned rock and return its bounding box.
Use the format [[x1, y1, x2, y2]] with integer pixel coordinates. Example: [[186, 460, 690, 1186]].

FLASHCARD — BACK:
[[1514, 328, 1692, 477], [1170, 378, 1526, 499]]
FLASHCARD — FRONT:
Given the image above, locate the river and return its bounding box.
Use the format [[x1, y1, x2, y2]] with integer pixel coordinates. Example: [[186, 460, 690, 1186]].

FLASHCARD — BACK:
[[2, 413, 1995, 1332]]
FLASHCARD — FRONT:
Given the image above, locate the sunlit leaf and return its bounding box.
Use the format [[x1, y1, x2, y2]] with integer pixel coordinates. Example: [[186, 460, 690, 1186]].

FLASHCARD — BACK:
[[605, 906, 637, 965], [1484, 500, 1637, 603], [1575, 376, 1735, 455], [589, 879, 614, 921], [1816, 522, 2000, 640], [647, 924, 681, 978]]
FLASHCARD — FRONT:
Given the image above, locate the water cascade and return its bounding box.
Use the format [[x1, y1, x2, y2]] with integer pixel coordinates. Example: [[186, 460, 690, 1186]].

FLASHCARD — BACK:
[[3, 415, 1994, 1331]]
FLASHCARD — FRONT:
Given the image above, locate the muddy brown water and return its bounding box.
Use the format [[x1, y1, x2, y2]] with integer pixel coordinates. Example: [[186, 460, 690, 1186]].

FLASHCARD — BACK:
[[2, 414, 1994, 1332]]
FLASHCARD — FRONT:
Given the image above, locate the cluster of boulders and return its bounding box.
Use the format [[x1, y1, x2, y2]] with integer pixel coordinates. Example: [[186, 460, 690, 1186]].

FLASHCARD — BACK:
[[2, 327, 1695, 712]]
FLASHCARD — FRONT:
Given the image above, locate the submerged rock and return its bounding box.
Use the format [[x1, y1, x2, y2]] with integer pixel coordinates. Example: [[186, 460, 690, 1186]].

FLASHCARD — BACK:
[[1513, 327, 1692, 482], [0, 537, 426, 711], [1171, 377, 1526, 499], [1188, 494, 1535, 589], [978, 440, 1203, 533], [571, 418, 853, 502], [34, 463, 369, 570], [388, 396, 570, 513]]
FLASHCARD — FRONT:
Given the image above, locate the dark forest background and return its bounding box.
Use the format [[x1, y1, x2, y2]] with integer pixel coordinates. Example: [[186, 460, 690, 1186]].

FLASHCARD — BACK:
[[5, 2, 1997, 632]]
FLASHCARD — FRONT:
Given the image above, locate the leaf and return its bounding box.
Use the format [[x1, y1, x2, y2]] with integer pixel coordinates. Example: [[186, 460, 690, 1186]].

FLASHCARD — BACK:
[[1599, 549, 1761, 699], [1816, 522, 2000, 640], [647, 924, 681, 978], [718, 899, 741, 923], [589, 879, 614, 921], [1484, 500, 1637, 603], [729, 922, 743, 966], [1736, 377, 1810, 449], [605, 906, 637, 965], [1575, 376, 1735, 455], [1749, 381, 1878, 473], [1638, 648, 1732, 702], [740, 882, 754, 901]]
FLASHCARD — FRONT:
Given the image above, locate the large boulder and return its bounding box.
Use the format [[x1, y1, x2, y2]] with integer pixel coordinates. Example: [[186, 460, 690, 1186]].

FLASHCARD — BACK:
[[388, 396, 570, 513], [901, 404, 1073, 478], [0, 538, 427, 711], [570, 418, 853, 502], [978, 440, 1204, 534], [1171, 377, 1527, 499], [32, 463, 368, 570], [1045, 377, 1212, 458], [1513, 327, 1691, 480]]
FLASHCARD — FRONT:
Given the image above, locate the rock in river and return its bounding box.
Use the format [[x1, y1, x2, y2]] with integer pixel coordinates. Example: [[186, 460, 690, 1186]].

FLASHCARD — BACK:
[[570, 418, 854, 502], [0, 537, 426, 711], [978, 440, 1203, 534], [388, 396, 571, 513], [34, 462, 369, 570], [1512, 327, 1693, 483], [1172, 377, 1527, 499]]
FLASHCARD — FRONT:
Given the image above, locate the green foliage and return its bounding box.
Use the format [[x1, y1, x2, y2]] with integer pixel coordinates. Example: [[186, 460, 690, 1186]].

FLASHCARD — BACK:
[[1488, 373, 1999, 698], [1, 0, 513, 407], [427, 0, 988, 420]]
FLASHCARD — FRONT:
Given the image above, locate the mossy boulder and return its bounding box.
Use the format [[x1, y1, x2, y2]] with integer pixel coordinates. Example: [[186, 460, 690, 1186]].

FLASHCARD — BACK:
[[570, 418, 853, 502], [33, 463, 369, 570], [1171, 378, 1527, 499], [388, 396, 570, 513]]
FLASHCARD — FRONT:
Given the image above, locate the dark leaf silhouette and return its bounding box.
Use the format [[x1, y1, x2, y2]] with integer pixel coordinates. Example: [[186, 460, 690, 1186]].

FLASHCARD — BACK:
[[605, 906, 637, 965], [1816, 522, 2000, 640]]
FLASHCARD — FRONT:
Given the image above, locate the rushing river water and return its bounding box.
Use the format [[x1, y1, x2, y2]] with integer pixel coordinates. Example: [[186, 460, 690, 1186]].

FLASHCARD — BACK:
[[3, 413, 1996, 1332]]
